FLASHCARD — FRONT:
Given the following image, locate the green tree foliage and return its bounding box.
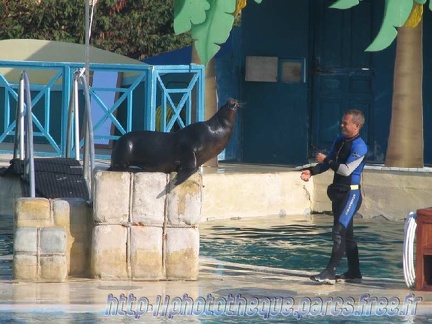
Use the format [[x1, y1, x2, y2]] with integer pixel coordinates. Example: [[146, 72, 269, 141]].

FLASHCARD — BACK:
[[173, 0, 262, 65], [0, 0, 192, 60]]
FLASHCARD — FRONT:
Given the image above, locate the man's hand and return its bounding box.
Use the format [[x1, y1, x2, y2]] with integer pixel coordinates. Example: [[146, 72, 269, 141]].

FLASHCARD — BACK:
[[300, 169, 311, 182], [316, 153, 327, 163]]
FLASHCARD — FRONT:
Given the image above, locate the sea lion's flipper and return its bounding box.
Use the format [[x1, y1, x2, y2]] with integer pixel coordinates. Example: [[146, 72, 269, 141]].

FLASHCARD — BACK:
[[174, 150, 198, 185], [175, 168, 198, 185], [180, 149, 197, 169]]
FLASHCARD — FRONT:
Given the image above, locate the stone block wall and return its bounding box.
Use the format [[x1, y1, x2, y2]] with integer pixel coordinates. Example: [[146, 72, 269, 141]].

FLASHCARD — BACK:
[[201, 171, 313, 220], [91, 170, 202, 280], [13, 227, 67, 281], [13, 197, 91, 281], [13, 171, 203, 282], [310, 168, 432, 220]]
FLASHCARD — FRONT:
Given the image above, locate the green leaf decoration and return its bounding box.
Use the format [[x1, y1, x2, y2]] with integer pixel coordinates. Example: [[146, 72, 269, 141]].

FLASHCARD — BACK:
[[191, 0, 236, 65], [174, 0, 211, 35], [366, 0, 413, 51], [414, 0, 427, 4], [254, 0, 263, 3], [329, 0, 360, 9]]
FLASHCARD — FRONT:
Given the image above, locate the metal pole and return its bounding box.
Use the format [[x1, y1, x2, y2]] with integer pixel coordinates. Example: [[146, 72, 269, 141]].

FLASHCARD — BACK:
[[19, 76, 25, 159], [23, 73, 35, 198], [13, 74, 25, 160], [74, 77, 80, 160], [80, 74, 95, 202], [85, 0, 90, 85], [66, 76, 75, 158]]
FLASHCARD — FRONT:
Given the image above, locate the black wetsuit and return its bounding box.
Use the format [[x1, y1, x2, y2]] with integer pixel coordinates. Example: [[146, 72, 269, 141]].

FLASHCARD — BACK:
[[310, 134, 368, 277]]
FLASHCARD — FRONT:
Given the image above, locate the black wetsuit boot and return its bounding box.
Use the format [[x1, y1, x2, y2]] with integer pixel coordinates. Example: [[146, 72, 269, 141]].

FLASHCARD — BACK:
[[327, 222, 346, 274], [336, 213, 362, 282], [310, 223, 346, 285], [335, 245, 362, 282]]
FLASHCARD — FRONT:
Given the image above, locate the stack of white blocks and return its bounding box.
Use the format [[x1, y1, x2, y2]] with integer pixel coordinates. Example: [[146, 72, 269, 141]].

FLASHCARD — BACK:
[[13, 197, 91, 282], [91, 170, 202, 280], [12, 170, 202, 282]]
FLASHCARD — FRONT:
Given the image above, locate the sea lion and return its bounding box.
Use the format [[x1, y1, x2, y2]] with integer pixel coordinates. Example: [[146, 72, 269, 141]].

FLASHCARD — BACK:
[[109, 99, 239, 184]]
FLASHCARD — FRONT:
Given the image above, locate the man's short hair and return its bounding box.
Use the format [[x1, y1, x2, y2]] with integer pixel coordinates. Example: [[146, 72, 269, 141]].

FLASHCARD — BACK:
[[345, 109, 365, 127]]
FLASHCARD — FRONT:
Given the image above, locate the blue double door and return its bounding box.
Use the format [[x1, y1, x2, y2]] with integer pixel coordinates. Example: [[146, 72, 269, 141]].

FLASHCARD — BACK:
[[241, 0, 382, 165]]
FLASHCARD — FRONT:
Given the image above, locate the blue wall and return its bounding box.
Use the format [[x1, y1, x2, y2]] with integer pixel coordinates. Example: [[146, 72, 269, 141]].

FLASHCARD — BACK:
[[239, 0, 432, 165], [423, 12, 432, 164], [145, 0, 432, 166], [240, 0, 310, 165]]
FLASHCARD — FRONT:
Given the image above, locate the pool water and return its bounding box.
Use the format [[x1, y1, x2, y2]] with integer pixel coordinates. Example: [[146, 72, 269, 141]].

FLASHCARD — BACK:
[[0, 312, 430, 323], [0, 214, 406, 280], [0, 214, 13, 280], [199, 214, 406, 281], [1, 213, 430, 323]]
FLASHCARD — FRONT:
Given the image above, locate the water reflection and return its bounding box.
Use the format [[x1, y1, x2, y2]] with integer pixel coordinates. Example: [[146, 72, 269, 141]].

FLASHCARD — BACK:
[[0, 214, 13, 280]]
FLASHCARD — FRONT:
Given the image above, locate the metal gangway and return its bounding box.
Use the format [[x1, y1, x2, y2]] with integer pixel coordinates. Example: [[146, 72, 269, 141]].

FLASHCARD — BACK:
[[5, 70, 94, 202]]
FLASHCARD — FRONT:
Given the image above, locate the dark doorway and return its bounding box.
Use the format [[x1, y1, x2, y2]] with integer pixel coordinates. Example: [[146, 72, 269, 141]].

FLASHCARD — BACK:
[[241, 0, 310, 165], [310, 0, 381, 156]]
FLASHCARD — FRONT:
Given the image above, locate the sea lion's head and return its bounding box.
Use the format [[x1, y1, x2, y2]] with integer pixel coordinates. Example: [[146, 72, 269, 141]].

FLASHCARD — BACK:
[[216, 99, 241, 127]]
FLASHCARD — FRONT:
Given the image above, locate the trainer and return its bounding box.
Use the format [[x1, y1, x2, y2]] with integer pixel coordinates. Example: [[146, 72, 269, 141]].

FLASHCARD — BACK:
[[300, 109, 367, 285]]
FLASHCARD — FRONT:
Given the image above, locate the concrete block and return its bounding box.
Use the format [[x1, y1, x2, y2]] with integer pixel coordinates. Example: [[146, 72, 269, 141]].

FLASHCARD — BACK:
[[130, 226, 163, 280], [13, 227, 67, 282], [202, 172, 313, 220], [89, 171, 204, 281], [15, 198, 52, 228], [167, 172, 203, 225], [165, 227, 199, 280], [40, 227, 67, 254], [39, 255, 67, 282], [13, 254, 37, 281], [360, 170, 432, 219], [70, 242, 89, 276], [52, 199, 70, 230], [309, 168, 432, 220], [13, 227, 38, 281], [91, 225, 128, 279], [94, 171, 131, 224], [53, 198, 91, 276], [14, 227, 38, 253], [309, 171, 332, 213], [131, 172, 167, 225]]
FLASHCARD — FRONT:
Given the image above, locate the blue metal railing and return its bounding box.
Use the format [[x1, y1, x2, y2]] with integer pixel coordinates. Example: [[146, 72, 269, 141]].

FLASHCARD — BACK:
[[0, 60, 205, 159], [15, 70, 96, 198], [14, 72, 36, 197]]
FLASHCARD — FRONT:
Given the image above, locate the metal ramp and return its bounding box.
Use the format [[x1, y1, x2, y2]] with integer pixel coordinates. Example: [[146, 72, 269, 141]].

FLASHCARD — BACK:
[[4, 70, 95, 201], [5, 158, 89, 200]]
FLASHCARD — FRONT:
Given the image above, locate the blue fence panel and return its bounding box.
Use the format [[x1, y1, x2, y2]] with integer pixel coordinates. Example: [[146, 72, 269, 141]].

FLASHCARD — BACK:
[[0, 61, 205, 159]]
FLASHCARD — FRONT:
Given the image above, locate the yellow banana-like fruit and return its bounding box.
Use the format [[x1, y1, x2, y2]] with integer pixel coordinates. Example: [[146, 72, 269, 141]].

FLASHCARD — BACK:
[[235, 0, 247, 16], [404, 2, 423, 28]]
